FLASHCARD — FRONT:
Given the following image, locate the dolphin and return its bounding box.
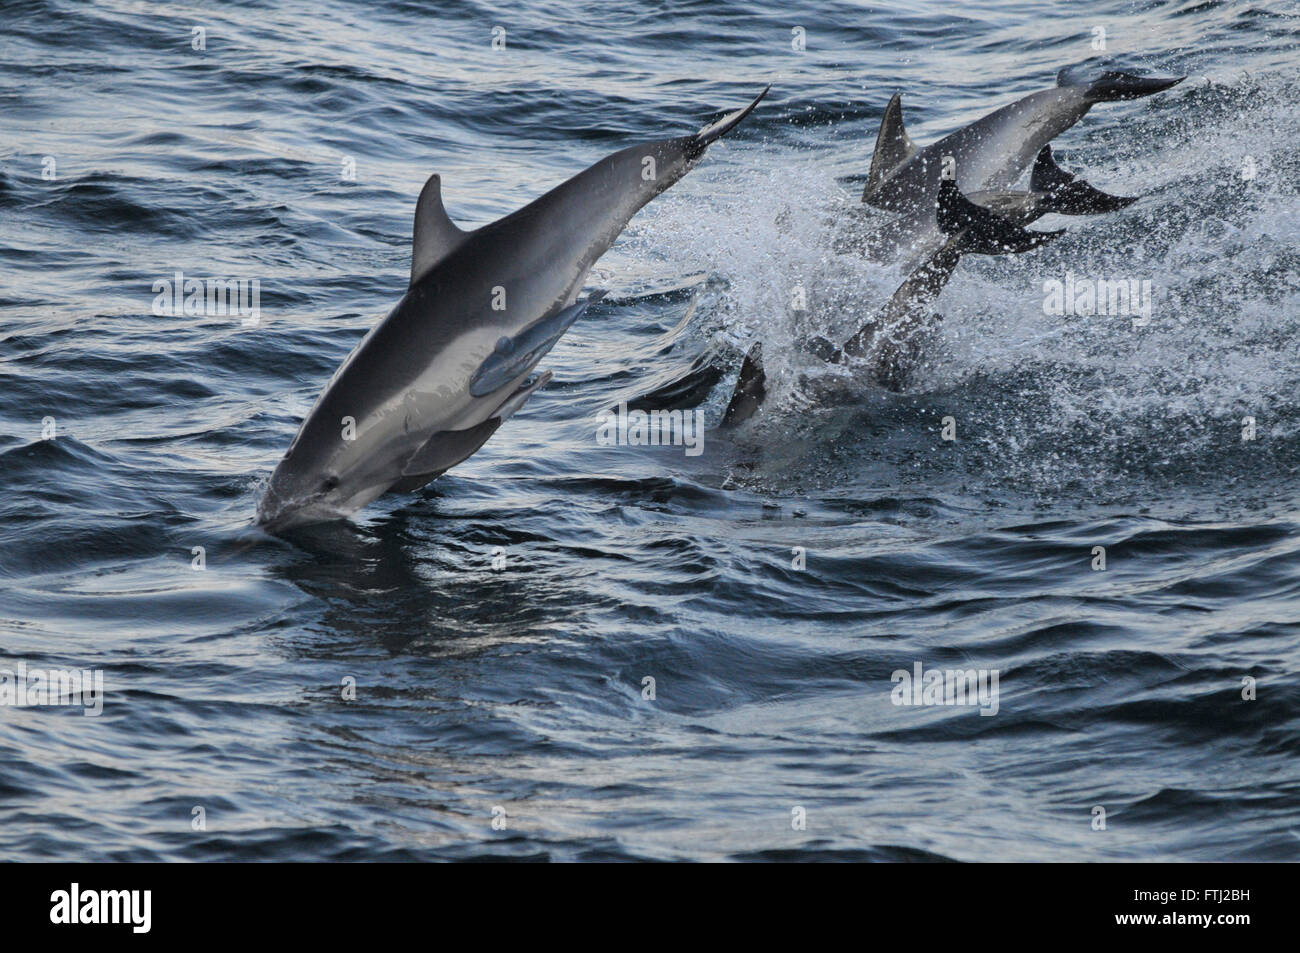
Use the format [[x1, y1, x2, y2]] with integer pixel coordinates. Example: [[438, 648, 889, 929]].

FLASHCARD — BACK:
[[723, 178, 1063, 423], [858, 69, 1182, 266], [257, 87, 769, 531], [722, 68, 1183, 425]]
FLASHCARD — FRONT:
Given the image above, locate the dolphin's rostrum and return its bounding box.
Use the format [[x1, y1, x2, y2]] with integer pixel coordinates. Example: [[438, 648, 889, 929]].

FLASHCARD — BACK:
[[258, 87, 769, 531]]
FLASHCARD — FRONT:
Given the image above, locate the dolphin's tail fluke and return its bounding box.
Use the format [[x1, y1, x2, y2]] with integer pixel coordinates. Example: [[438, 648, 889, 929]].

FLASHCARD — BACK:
[[1031, 145, 1139, 215], [936, 179, 1064, 255], [690, 86, 770, 156], [1072, 69, 1185, 102], [631, 345, 727, 412]]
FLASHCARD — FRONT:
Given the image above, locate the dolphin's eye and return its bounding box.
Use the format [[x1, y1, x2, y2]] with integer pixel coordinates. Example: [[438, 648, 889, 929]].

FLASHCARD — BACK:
[[321, 475, 340, 492]]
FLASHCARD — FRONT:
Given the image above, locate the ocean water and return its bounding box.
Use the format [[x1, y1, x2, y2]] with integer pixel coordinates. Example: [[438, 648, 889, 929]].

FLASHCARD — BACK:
[[2, 0, 1299, 861]]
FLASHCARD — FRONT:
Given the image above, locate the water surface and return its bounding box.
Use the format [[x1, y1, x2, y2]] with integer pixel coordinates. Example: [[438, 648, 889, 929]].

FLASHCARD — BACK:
[[1, 0, 1299, 860]]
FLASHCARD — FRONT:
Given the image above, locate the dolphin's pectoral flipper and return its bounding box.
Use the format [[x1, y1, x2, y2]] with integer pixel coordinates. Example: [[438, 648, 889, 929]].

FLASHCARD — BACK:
[[389, 417, 504, 494], [722, 343, 768, 427], [491, 369, 553, 422], [469, 292, 605, 398], [1031, 145, 1139, 215], [863, 92, 918, 206], [936, 179, 1063, 254], [410, 174, 469, 286], [389, 371, 553, 495]]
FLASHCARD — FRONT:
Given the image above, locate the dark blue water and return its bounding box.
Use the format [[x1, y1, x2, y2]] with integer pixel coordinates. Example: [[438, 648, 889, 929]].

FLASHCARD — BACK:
[[2, 0, 1299, 861]]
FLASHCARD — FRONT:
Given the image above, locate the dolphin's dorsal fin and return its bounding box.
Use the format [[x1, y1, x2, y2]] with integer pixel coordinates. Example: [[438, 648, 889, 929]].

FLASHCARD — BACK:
[[863, 93, 916, 204], [722, 343, 767, 427], [410, 173, 467, 287]]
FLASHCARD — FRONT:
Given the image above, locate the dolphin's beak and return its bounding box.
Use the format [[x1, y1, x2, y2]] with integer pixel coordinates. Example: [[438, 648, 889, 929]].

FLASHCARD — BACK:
[[256, 484, 330, 534], [1087, 72, 1185, 101], [1121, 74, 1185, 97], [256, 500, 309, 535], [691, 86, 770, 152]]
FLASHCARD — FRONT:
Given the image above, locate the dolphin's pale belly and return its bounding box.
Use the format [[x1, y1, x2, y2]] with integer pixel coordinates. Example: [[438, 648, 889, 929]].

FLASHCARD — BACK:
[[345, 329, 535, 459], [260, 290, 582, 528]]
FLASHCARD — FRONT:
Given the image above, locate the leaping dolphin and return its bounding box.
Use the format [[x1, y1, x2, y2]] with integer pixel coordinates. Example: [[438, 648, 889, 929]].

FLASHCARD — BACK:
[[723, 68, 1182, 425], [859, 68, 1182, 266], [723, 177, 1064, 423], [257, 87, 769, 531]]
